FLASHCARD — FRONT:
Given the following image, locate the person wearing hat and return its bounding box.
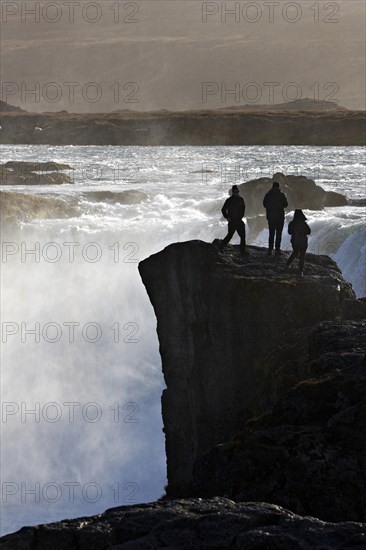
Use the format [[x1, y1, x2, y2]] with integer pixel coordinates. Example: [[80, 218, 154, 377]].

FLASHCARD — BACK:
[[219, 185, 247, 254], [263, 181, 288, 255], [286, 209, 311, 276]]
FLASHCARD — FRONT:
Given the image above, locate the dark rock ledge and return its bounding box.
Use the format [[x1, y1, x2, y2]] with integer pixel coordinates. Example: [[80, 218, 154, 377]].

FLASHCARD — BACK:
[[1, 497, 365, 549]]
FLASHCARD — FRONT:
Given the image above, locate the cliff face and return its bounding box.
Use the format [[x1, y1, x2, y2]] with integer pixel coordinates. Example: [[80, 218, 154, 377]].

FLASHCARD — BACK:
[[138, 241, 356, 492], [193, 320, 366, 522]]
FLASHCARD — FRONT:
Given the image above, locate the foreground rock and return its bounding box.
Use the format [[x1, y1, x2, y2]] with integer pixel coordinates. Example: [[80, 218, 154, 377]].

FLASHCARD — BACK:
[[1, 497, 365, 549], [193, 320, 366, 522], [139, 241, 356, 492], [0, 162, 73, 185]]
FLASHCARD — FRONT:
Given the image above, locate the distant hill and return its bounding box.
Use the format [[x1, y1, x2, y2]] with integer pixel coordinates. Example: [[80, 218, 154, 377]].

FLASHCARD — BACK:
[[0, 101, 27, 113], [218, 98, 348, 112], [1, 107, 364, 146]]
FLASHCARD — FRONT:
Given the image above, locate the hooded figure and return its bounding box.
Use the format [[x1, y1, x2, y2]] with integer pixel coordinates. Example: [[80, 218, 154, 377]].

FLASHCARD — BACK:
[[220, 185, 247, 254], [286, 209, 311, 276], [263, 181, 288, 255]]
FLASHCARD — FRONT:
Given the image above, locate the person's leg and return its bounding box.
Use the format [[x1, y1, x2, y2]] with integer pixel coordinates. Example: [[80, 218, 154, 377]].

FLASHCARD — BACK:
[[299, 245, 307, 273], [220, 222, 235, 251], [275, 217, 285, 251], [236, 221, 246, 253], [286, 247, 297, 266], [268, 219, 275, 251]]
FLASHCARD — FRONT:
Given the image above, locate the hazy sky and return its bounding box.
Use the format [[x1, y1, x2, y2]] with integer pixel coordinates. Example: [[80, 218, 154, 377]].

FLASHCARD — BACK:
[[1, 0, 365, 112]]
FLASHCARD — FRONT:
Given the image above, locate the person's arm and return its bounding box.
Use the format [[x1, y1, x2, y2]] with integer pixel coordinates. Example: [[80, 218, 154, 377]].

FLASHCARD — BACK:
[[263, 194, 268, 208], [288, 221, 293, 234], [221, 199, 229, 219], [305, 222, 311, 235], [282, 193, 288, 208]]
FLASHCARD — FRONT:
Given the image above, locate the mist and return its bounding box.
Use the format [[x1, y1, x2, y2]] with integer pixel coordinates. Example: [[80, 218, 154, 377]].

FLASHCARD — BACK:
[[1, 223, 168, 534]]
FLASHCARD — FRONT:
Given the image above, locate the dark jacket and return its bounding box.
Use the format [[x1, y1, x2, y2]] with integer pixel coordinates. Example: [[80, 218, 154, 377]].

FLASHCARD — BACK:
[[263, 188, 288, 220], [288, 219, 311, 248], [221, 195, 245, 222]]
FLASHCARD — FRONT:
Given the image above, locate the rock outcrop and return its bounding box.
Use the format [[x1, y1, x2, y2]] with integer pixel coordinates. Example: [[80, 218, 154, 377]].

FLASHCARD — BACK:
[[0, 162, 73, 185], [240, 172, 348, 239], [138, 241, 356, 493], [193, 320, 366, 522], [241, 172, 347, 219], [0, 191, 79, 228], [1, 498, 365, 549], [0, 189, 148, 230]]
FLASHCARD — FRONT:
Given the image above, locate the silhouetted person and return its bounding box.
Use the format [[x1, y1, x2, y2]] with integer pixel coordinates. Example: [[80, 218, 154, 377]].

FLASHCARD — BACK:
[[220, 185, 247, 254], [286, 209, 311, 276], [263, 181, 288, 255]]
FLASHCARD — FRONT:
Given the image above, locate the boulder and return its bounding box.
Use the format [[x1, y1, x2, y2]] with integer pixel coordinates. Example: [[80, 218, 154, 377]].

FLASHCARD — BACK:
[[239, 172, 347, 218], [0, 162, 73, 185]]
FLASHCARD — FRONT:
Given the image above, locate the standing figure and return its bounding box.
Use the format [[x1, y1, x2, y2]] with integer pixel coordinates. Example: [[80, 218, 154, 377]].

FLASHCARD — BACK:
[[220, 185, 247, 254], [286, 209, 311, 276], [263, 181, 288, 255]]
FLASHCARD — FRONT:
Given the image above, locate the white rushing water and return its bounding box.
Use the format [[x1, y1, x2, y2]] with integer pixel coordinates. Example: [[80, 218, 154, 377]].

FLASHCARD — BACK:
[[0, 145, 365, 535]]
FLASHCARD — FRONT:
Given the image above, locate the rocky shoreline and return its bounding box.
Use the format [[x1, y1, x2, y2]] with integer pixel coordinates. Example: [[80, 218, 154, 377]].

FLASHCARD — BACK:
[[1, 109, 365, 145]]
